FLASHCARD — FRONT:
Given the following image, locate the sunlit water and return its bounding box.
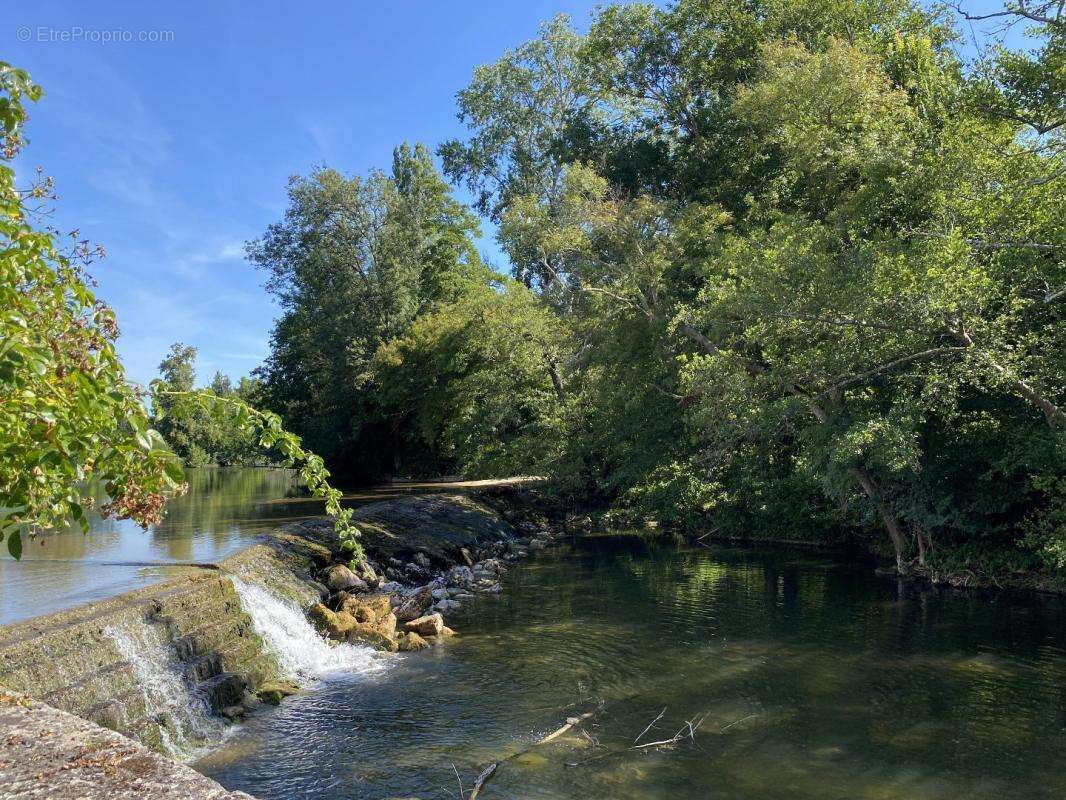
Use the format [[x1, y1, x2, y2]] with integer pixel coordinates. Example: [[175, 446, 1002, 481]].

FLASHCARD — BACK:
[[0, 468, 310, 624], [0, 468, 473, 625], [197, 534, 1066, 800]]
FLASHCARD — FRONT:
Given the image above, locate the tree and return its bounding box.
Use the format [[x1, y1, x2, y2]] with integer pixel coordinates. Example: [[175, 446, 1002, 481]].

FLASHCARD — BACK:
[[151, 343, 264, 467], [0, 62, 184, 556], [445, 0, 1065, 578], [373, 281, 569, 477], [250, 143, 490, 478]]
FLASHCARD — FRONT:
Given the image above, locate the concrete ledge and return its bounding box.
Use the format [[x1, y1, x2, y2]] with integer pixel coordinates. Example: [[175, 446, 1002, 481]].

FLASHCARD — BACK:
[[0, 691, 253, 799]]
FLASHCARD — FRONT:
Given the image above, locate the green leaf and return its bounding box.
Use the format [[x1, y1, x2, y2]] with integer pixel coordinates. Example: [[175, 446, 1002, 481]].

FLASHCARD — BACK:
[[7, 529, 22, 560]]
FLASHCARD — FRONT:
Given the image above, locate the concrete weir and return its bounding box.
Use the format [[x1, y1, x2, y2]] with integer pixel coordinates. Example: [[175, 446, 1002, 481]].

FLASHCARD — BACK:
[[0, 491, 529, 798], [0, 527, 334, 757]]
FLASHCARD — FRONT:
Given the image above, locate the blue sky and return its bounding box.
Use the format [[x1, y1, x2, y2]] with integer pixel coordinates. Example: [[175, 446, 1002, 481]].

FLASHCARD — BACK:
[[6, 1, 1023, 386], [6, 1, 613, 386]]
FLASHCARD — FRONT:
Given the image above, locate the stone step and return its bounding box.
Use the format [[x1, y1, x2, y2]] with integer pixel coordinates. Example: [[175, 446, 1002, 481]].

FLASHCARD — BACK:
[[182, 652, 223, 682], [198, 672, 245, 713]]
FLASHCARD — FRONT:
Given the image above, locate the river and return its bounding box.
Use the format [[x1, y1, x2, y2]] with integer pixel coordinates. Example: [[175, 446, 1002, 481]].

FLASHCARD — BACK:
[[196, 533, 1066, 800], [5, 470, 1066, 798], [0, 467, 488, 626]]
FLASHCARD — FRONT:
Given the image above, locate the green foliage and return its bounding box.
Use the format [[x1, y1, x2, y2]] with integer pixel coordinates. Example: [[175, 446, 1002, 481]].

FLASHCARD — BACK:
[[152, 343, 263, 466], [150, 386, 363, 559], [0, 63, 184, 557], [373, 281, 568, 476], [250, 143, 492, 478], [0, 63, 362, 562], [442, 0, 1066, 579]]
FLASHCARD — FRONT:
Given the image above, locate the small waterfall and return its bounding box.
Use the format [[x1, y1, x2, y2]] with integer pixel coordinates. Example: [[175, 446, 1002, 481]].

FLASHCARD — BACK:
[[105, 619, 223, 759], [231, 577, 384, 680]]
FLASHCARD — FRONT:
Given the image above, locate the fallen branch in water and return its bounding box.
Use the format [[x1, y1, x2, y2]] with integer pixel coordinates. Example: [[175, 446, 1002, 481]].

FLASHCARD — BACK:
[[631, 713, 708, 750], [633, 707, 666, 745], [565, 710, 711, 768], [465, 706, 601, 798], [537, 712, 595, 744], [719, 714, 758, 733], [466, 763, 497, 800]]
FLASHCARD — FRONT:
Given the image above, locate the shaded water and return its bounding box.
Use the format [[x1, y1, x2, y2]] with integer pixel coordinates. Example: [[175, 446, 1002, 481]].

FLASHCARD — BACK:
[[198, 534, 1066, 800]]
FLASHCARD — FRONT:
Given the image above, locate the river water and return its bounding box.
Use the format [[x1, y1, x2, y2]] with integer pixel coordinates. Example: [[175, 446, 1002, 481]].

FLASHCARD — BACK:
[[196, 533, 1066, 800], [0, 468, 309, 625], [0, 467, 483, 626]]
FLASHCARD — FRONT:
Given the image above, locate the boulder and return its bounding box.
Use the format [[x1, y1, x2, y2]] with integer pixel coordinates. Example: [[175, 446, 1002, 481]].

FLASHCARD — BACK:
[[335, 593, 398, 647], [257, 680, 300, 705], [347, 622, 398, 652], [308, 603, 359, 640], [412, 552, 431, 568], [446, 566, 474, 588], [404, 613, 445, 637], [323, 564, 366, 593], [340, 593, 391, 624], [220, 705, 245, 721], [394, 586, 433, 622], [397, 632, 430, 651], [355, 560, 379, 587]]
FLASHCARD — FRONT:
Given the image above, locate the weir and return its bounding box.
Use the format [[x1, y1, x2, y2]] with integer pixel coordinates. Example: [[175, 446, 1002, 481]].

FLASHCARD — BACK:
[[0, 526, 338, 754]]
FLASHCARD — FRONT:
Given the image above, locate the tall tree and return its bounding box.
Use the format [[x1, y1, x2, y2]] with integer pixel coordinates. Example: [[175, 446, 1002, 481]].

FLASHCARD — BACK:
[[251, 144, 489, 477]]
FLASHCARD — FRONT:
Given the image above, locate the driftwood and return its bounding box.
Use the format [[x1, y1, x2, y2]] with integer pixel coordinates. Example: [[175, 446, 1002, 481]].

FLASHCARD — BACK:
[[564, 709, 713, 768], [465, 709, 599, 798], [466, 763, 497, 800]]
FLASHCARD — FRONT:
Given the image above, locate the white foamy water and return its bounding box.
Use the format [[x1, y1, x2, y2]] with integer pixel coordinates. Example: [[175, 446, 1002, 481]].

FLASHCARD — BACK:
[[231, 576, 385, 680], [105, 618, 224, 760]]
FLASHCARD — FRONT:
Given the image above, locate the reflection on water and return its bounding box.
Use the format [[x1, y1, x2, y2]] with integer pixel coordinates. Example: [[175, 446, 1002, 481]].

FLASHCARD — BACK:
[[198, 535, 1066, 800], [0, 468, 309, 625], [0, 469, 523, 626]]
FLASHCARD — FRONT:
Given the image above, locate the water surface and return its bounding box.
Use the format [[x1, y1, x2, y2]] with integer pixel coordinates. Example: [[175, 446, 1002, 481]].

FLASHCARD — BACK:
[[0, 468, 311, 625], [198, 534, 1066, 800]]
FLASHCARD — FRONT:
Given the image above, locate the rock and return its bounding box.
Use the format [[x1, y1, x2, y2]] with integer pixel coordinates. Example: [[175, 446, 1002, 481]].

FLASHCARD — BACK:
[[257, 680, 300, 705], [446, 566, 474, 588], [474, 581, 502, 594], [308, 603, 358, 640], [431, 587, 449, 601], [529, 539, 549, 550], [341, 593, 391, 624], [459, 547, 475, 566], [397, 632, 430, 651], [433, 599, 460, 614], [394, 585, 434, 622], [412, 552, 431, 568], [323, 564, 366, 593], [347, 622, 399, 652], [440, 626, 456, 637], [404, 613, 445, 637], [220, 705, 245, 721], [379, 581, 405, 594], [354, 560, 380, 588], [336, 593, 398, 648]]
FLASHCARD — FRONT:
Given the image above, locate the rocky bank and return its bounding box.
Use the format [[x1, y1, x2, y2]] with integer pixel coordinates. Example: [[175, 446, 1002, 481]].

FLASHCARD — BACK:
[[285, 491, 566, 656]]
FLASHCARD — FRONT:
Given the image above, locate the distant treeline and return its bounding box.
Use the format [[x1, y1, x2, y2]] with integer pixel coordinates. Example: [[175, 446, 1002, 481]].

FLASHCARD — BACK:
[[233, 2, 1062, 581], [152, 343, 267, 468]]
